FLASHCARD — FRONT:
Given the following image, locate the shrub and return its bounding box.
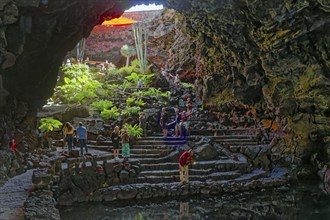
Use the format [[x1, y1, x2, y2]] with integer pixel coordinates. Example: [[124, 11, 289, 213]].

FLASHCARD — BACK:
[[100, 107, 120, 120], [134, 99, 145, 107], [38, 118, 63, 136], [91, 100, 114, 112], [126, 97, 135, 106], [53, 63, 102, 104], [124, 123, 143, 138], [122, 106, 141, 117]]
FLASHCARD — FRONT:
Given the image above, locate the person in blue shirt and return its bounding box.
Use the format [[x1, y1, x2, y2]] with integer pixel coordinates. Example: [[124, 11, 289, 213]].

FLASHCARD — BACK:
[[76, 122, 88, 155]]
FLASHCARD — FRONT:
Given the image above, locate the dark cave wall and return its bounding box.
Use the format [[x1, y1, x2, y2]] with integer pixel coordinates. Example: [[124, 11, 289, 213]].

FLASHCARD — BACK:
[[163, 0, 330, 176]]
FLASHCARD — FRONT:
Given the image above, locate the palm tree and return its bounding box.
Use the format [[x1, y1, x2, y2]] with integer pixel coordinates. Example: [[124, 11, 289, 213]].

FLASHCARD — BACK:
[[120, 44, 136, 67]]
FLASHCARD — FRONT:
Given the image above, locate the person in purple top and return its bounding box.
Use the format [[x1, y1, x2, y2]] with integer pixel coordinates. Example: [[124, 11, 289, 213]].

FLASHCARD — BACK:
[[76, 122, 88, 156]]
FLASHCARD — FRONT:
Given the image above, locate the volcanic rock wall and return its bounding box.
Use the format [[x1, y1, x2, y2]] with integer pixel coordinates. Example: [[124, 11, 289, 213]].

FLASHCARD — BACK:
[[163, 0, 330, 177]]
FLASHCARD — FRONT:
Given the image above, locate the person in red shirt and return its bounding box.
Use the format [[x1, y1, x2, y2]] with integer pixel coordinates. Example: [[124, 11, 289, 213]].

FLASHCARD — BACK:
[[179, 149, 194, 183], [9, 139, 17, 153]]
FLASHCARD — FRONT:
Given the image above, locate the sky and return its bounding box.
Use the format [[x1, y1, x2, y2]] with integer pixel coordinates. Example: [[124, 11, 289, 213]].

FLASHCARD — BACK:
[[125, 3, 164, 12]]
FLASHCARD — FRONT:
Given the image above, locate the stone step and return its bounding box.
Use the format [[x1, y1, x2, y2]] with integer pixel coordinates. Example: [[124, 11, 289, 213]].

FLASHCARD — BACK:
[[138, 136, 189, 141], [212, 137, 255, 142], [137, 170, 242, 183], [130, 145, 175, 150], [135, 139, 187, 145], [87, 145, 171, 155], [190, 129, 258, 136], [139, 168, 214, 177], [140, 159, 249, 171], [138, 135, 256, 140]]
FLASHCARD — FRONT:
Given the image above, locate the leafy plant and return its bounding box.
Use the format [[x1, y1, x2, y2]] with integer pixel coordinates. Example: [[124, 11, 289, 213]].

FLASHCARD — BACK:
[[108, 68, 120, 75], [122, 106, 141, 117], [124, 123, 143, 138], [91, 100, 114, 112], [53, 64, 102, 104], [133, 88, 170, 99], [126, 97, 135, 106], [121, 81, 133, 91], [38, 118, 63, 137], [125, 72, 140, 83], [125, 72, 154, 86], [100, 107, 120, 120], [134, 99, 145, 107], [118, 60, 141, 75]]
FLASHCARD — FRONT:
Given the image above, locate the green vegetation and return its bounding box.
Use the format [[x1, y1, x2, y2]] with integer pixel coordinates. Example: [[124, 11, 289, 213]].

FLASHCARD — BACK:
[[53, 64, 102, 104], [50, 56, 170, 125], [38, 118, 63, 136], [124, 123, 143, 138], [134, 99, 145, 107], [91, 100, 114, 112], [126, 97, 135, 106], [133, 22, 148, 74], [133, 88, 170, 99], [100, 107, 120, 120], [120, 44, 136, 67], [122, 106, 141, 117]]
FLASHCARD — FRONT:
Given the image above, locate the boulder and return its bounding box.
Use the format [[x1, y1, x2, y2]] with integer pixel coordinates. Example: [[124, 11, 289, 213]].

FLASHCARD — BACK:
[[194, 143, 218, 160], [62, 105, 90, 123]]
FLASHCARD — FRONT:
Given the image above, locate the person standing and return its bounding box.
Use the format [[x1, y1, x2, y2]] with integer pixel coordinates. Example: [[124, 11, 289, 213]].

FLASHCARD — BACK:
[[76, 122, 88, 156], [174, 109, 181, 137], [160, 108, 168, 137], [121, 126, 130, 161], [63, 122, 75, 152], [111, 126, 120, 160], [139, 112, 147, 137], [179, 149, 194, 183]]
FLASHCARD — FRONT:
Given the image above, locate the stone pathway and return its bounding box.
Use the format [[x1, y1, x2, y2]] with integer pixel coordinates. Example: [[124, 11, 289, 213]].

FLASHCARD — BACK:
[[0, 170, 34, 220]]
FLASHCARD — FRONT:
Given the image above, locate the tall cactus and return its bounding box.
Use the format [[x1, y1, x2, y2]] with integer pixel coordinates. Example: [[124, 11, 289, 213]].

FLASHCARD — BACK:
[[132, 22, 148, 74], [75, 38, 86, 62]]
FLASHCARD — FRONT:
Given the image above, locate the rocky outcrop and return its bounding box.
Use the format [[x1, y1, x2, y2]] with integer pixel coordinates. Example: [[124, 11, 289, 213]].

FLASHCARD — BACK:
[[24, 190, 60, 220], [160, 0, 330, 177]]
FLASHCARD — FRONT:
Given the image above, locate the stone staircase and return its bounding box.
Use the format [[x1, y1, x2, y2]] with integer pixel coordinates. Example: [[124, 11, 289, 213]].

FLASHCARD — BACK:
[[64, 128, 271, 185]]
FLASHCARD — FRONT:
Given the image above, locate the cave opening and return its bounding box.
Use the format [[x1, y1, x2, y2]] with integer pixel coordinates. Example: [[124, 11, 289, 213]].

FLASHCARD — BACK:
[[1, 1, 330, 219]]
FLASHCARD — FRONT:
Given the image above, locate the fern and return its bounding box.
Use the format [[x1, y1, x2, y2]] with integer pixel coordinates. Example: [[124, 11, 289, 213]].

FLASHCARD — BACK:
[[92, 100, 114, 112], [38, 118, 63, 133], [100, 107, 120, 120], [126, 97, 135, 106], [122, 106, 141, 117], [124, 123, 143, 138], [134, 99, 145, 107]]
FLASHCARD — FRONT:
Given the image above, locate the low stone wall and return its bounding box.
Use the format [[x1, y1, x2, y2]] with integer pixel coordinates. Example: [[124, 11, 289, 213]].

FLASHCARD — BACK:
[[58, 169, 288, 205], [58, 157, 140, 205]]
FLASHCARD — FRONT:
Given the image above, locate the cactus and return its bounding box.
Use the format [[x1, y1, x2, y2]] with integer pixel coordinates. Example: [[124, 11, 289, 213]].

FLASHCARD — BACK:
[[75, 38, 86, 61], [132, 22, 148, 74]]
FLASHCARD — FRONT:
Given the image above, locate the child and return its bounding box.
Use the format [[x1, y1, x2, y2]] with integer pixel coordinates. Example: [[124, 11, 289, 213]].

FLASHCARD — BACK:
[[121, 127, 130, 161]]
